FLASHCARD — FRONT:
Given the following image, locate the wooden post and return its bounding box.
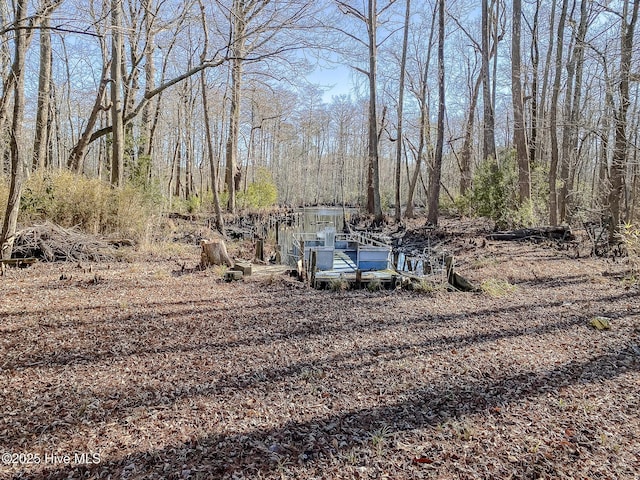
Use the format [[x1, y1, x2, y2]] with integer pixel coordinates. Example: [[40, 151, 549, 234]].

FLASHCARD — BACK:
[[255, 238, 264, 262], [309, 250, 317, 288], [355, 269, 362, 289]]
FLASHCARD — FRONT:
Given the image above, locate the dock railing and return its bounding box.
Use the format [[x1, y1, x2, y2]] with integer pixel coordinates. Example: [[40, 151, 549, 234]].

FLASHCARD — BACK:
[[291, 231, 392, 275]]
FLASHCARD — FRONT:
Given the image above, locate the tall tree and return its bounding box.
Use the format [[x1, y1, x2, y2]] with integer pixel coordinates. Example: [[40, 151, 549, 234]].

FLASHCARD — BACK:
[[110, 0, 125, 187], [609, 0, 639, 238], [427, 0, 444, 225], [559, 0, 590, 222], [199, 0, 225, 234], [394, 0, 411, 222], [548, 0, 569, 225], [511, 0, 530, 203], [404, 1, 436, 218], [481, 0, 496, 161], [527, 0, 540, 166], [365, 0, 383, 223], [335, 0, 394, 223], [224, 0, 245, 213], [32, 9, 54, 171], [1, 0, 28, 259]]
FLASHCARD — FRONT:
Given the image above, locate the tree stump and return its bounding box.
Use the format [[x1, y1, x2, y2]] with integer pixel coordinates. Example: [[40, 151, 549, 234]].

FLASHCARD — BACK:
[[200, 239, 233, 268]]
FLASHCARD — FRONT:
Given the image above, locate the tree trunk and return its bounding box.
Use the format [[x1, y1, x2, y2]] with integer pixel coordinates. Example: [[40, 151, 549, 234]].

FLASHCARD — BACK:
[[511, 0, 530, 204], [367, 0, 383, 223], [141, 0, 157, 163], [559, 0, 588, 222], [535, 0, 556, 166], [32, 14, 52, 171], [394, 0, 411, 222], [405, 1, 436, 218], [225, 0, 245, 214], [609, 0, 639, 240], [1, 0, 28, 260], [68, 67, 110, 173], [558, 6, 577, 223], [481, 0, 496, 162], [202, 72, 226, 235], [198, 0, 225, 235], [460, 73, 482, 196], [528, 0, 540, 166], [427, 0, 445, 225], [548, 0, 568, 225], [110, 0, 125, 187]]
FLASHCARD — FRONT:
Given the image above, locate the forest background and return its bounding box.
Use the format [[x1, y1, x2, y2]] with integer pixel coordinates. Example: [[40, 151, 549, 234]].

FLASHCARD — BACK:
[[0, 0, 639, 257]]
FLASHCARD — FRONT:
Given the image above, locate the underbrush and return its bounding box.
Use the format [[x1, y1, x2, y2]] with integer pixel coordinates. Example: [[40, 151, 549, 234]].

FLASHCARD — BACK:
[[1, 171, 162, 242], [480, 278, 517, 297], [622, 222, 640, 284]]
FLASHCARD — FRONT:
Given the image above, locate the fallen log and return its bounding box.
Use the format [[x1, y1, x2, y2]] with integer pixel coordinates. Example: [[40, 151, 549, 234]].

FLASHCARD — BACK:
[[487, 226, 574, 242]]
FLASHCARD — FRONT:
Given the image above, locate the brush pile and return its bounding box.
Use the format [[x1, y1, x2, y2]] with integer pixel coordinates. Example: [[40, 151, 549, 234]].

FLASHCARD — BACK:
[[12, 222, 115, 262]]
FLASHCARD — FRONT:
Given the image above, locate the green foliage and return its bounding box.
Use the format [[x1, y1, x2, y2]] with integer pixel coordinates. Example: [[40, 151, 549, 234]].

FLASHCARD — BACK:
[[172, 194, 204, 215], [470, 155, 513, 227], [128, 154, 152, 189], [10, 171, 161, 241], [465, 151, 547, 229], [185, 195, 201, 214], [238, 168, 278, 209]]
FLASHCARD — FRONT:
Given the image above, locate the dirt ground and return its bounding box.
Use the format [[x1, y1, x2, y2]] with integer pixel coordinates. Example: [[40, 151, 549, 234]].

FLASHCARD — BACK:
[[1, 219, 639, 479]]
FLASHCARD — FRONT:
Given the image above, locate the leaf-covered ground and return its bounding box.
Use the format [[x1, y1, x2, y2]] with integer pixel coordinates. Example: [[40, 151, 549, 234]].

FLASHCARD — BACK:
[[1, 230, 639, 479]]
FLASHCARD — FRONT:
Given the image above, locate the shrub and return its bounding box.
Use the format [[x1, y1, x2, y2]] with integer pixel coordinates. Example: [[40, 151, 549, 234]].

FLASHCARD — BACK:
[[238, 168, 278, 209], [469, 155, 513, 228], [2, 171, 161, 242], [467, 151, 547, 229]]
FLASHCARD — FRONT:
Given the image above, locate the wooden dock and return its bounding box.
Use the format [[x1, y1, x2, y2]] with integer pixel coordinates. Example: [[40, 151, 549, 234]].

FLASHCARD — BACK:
[[312, 251, 400, 289]]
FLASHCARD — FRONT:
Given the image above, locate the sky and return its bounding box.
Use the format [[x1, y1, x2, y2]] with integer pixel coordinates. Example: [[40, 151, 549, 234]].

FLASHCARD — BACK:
[[306, 64, 358, 102]]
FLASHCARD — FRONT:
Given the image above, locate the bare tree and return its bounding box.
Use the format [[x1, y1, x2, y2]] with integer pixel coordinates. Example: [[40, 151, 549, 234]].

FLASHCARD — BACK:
[[199, 3, 225, 233], [559, 0, 590, 222], [335, 0, 396, 223], [426, 0, 444, 225], [511, 0, 530, 204], [548, 0, 569, 225], [110, 0, 125, 186], [481, 0, 496, 161], [394, 0, 411, 222], [609, 0, 639, 238], [404, 1, 436, 218], [32, 7, 56, 171], [1, 0, 28, 259]]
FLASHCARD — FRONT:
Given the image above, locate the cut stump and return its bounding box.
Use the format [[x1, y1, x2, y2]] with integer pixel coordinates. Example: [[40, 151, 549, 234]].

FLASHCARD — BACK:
[[200, 239, 233, 268]]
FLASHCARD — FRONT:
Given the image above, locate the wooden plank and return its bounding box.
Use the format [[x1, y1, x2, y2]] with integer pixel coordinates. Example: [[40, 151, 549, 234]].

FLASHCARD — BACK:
[[224, 270, 243, 282], [233, 261, 252, 276], [1, 258, 37, 266]]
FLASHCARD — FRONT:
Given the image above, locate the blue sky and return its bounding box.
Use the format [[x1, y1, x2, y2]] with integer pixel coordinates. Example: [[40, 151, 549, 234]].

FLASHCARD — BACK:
[[307, 64, 357, 102]]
